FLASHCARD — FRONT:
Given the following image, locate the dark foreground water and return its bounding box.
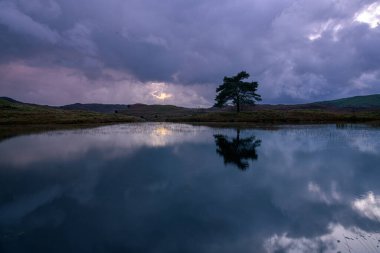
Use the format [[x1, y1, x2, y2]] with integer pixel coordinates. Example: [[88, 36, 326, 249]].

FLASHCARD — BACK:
[[1, 123, 380, 253]]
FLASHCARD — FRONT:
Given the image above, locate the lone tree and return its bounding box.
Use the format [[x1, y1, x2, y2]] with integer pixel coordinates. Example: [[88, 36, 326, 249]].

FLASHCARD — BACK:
[[214, 71, 261, 112]]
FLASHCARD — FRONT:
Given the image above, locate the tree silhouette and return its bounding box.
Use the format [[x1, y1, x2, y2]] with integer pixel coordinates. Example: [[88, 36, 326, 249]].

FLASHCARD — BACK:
[[214, 129, 261, 170], [214, 71, 261, 112]]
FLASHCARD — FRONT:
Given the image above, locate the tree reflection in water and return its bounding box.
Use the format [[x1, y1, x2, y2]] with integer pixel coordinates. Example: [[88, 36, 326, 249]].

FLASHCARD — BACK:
[[214, 129, 261, 170]]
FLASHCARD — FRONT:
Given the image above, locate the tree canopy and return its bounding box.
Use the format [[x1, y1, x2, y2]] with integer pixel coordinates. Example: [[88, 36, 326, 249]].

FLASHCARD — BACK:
[[214, 71, 261, 112]]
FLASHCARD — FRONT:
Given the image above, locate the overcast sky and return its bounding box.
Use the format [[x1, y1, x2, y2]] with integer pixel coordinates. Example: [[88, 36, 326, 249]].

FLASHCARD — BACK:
[[0, 0, 379, 106]]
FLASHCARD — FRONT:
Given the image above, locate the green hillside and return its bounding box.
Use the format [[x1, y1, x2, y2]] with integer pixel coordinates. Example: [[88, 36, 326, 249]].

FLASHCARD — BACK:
[[315, 94, 380, 108], [0, 97, 141, 125]]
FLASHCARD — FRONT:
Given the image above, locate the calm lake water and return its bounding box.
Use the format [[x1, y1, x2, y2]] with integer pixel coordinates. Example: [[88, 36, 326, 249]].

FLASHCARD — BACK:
[[1, 123, 380, 253]]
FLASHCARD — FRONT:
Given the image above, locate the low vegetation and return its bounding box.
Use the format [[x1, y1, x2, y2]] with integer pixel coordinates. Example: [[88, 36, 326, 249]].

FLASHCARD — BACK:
[[0, 97, 141, 125], [170, 109, 380, 124], [2, 94, 380, 129]]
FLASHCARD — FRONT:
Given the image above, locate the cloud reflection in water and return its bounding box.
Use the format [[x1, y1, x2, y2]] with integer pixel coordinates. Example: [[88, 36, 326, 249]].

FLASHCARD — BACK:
[[0, 124, 380, 253]]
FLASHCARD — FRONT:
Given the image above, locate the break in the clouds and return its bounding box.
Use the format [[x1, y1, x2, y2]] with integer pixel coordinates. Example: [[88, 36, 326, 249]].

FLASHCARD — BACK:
[[0, 0, 379, 106]]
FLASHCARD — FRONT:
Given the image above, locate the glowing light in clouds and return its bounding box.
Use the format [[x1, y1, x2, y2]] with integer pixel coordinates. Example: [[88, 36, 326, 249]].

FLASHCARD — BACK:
[[150, 82, 173, 101], [355, 2, 380, 28], [151, 91, 172, 100]]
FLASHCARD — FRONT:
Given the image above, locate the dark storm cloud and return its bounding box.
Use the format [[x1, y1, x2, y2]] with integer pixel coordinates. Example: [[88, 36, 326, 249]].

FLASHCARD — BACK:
[[0, 0, 379, 105]]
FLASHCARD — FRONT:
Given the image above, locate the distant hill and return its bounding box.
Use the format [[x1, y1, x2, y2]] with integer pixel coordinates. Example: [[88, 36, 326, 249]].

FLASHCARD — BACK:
[[0, 97, 141, 125], [0, 97, 23, 104], [60, 94, 380, 115], [248, 94, 380, 111], [60, 102, 207, 121], [59, 94, 380, 121], [118, 104, 205, 121], [313, 94, 380, 108], [3, 94, 380, 125], [61, 103, 132, 114]]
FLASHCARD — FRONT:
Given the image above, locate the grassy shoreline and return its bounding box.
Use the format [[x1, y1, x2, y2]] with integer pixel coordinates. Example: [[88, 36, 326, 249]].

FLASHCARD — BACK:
[[2, 96, 380, 139], [169, 110, 380, 124], [3, 108, 380, 126], [0, 97, 142, 126]]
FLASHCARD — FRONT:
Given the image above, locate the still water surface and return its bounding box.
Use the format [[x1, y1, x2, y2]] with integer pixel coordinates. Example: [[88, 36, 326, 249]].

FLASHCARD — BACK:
[[1, 123, 380, 253]]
